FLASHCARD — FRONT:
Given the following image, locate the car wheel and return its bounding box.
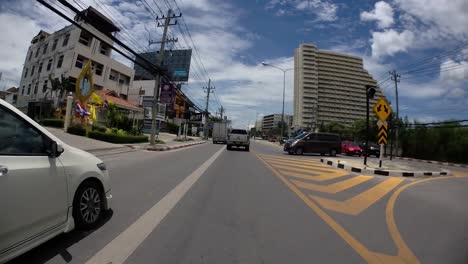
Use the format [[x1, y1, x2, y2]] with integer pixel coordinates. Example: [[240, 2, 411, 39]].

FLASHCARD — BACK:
[[73, 181, 104, 229], [295, 147, 304, 155], [227, 145, 231, 150], [245, 146, 250, 152], [288, 151, 294, 155], [330, 149, 337, 157]]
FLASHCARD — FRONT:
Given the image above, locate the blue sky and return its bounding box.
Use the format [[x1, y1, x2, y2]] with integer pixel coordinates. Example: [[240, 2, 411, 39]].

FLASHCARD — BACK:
[[1, 0, 467, 127]]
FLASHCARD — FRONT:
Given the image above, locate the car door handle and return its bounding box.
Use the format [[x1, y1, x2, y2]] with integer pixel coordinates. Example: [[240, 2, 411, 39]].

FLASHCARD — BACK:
[[0, 166, 8, 176]]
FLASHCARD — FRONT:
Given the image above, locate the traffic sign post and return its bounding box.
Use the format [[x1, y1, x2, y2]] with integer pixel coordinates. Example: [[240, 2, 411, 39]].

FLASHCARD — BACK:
[[374, 98, 392, 168]]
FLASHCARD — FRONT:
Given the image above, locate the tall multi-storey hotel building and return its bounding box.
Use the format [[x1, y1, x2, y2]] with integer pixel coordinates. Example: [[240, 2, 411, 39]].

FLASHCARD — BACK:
[[293, 43, 384, 130]]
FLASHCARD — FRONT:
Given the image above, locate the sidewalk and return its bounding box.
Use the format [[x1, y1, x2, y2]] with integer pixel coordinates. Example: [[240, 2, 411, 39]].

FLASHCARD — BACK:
[[321, 156, 450, 177], [46, 127, 127, 152]]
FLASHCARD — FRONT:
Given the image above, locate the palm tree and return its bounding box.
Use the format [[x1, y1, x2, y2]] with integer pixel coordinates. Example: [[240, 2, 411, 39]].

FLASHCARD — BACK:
[[46, 74, 71, 103]]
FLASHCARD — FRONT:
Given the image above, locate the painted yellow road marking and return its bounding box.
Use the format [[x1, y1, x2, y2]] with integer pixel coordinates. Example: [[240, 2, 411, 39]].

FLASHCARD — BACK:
[[271, 163, 342, 174], [291, 175, 373, 194], [310, 177, 404, 216], [255, 152, 415, 264], [278, 169, 350, 182], [266, 160, 331, 171], [261, 155, 321, 164], [262, 158, 321, 168]]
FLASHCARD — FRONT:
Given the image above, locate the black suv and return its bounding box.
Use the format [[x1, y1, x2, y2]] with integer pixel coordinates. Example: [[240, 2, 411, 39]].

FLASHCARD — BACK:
[[284, 132, 341, 156], [359, 142, 380, 157]]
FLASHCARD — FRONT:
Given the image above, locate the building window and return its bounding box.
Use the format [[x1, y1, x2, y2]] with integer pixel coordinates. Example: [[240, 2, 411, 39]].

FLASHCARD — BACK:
[[99, 43, 109, 56], [93, 62, 103, 76], [21, 86, 25, 95], [52, 38, 58, 51], [79, 31, 92, 47], [109, 70, 117, 81], [118, 74, 130, 85], [38, 62, 43, 73], [34, 48, 39, 58], [47, 59, 53, 71], [23, 68, 28, 78], [27, 84, 31, 95], [75, 55, 87, 69], [62, 33, 70, 47], [31, 66, 35, 77], [28, 51, 33, 61], [42, 80, 48, 93], [43, 43, 48, 54], [57, 55, 64, 68], [34, 82, 39, 94]]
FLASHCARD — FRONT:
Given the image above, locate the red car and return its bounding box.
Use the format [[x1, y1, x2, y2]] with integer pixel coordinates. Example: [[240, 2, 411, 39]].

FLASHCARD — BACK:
[[341, 141, 363, 156]]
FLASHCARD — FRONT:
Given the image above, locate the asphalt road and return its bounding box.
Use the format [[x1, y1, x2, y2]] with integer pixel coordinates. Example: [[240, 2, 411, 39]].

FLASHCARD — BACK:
[[9, 141, 468, 264]]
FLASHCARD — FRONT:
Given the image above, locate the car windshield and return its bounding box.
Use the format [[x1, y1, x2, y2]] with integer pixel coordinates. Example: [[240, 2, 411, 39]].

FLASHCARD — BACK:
[[4, 1, 467, 263]]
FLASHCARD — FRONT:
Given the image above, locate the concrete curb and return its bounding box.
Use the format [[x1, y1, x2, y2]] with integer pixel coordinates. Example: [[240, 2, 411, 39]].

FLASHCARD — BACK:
[[320, 158, 451, 177], [145, 141, 206, 151], [391, 156, 468, 168]]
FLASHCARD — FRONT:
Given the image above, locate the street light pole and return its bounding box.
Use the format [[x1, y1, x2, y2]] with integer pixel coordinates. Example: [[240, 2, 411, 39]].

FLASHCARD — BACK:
[[261, 62, 293, 138]]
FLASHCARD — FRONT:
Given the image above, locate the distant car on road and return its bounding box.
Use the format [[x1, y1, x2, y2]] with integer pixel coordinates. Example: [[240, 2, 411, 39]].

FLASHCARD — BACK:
[[227, 129, 250, 151], [0, 99, 112, 263], [341, 141, 363, 156], [284, 132, 341, 156], [359, 142, 380, 157]]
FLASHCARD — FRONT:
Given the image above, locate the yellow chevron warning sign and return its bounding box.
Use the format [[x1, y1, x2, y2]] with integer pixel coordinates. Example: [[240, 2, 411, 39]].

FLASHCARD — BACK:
[[377, 120, 388, 145]]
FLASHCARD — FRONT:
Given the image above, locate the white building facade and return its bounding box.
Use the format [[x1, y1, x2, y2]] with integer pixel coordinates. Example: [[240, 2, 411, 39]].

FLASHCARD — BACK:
[[293, 43, 384, 130], [18, 7, 134, 106]]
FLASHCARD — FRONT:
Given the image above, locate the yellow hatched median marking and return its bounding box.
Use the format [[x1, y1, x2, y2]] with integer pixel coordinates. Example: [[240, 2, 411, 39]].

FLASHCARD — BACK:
[[278, 169, 349, 182], [291, 175, 373, 194], [254, 152, 419, 263], [267, 160, 335, 171], [261, 156, 320, 164], [310, 177, 404, 216]]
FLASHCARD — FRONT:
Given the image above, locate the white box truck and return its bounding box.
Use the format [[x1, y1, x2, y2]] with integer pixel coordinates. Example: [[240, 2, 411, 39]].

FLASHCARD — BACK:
[[212, 122, 228, 144]]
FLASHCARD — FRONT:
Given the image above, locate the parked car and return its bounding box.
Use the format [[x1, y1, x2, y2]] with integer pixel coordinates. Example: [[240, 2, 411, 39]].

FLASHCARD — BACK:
[[284, 132, 341, 156], [227, 129, 250, 151], [0, 99, 112, 263], [342, 142, 363, 156], [359, 142, 380, 157]]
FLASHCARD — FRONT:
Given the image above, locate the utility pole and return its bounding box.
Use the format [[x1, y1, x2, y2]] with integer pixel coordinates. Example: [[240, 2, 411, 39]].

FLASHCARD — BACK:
[[148, 9, 181, 145], [219, 105, 224, 120], [389, 70, 401, 156], [204, 79, 214, 139]]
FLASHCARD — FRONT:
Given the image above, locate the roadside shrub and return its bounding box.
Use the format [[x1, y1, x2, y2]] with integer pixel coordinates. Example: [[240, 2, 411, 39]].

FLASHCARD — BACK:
[[92, 124, 107, 133], [67, 125, 87, 136], [40, 118, 64, 128], [88, 131, 148, 143], [164, 122, 179, 134], [174, 138, 194, 142]]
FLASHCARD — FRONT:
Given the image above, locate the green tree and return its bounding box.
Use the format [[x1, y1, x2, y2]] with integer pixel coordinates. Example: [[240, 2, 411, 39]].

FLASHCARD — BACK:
[[106, 102, 123, 128], [47, 74, 72, 101]]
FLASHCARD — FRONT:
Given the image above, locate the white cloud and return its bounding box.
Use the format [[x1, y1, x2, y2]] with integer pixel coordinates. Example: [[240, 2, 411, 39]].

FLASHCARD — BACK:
[[267, 0, 338, 22], [394, 0, 468, 40], [360, 1, 394, 29], [370, 29, 415, 59], [0, 1, 68, 89], [440, 59, 468, 83]]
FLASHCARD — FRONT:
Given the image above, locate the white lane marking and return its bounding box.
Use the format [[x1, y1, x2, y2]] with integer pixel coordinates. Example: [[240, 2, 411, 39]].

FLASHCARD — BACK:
[[85, 146, 225, 264]]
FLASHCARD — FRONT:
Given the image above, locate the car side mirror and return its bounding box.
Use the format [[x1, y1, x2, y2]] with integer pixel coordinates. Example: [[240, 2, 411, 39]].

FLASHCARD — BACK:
[[48, 141, 64, 158]]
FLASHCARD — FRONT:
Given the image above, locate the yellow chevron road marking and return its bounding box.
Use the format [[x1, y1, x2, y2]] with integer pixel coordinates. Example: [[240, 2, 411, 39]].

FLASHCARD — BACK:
[[310, 177, 404, 216], [278, 169, 349, 182], [291, 175, 373, 194]]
